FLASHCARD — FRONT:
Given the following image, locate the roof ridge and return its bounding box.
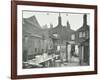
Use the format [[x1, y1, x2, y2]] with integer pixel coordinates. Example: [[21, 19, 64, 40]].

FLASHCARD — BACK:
[[24, 15, 41, 29]]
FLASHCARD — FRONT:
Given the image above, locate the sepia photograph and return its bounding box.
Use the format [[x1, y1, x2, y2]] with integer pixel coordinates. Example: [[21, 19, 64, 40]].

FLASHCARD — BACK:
[[22, 11, 90, 69]]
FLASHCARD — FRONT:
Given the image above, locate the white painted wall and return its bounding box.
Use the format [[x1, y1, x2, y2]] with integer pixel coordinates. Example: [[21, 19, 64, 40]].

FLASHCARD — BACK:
[[0, 0, 100, 80]]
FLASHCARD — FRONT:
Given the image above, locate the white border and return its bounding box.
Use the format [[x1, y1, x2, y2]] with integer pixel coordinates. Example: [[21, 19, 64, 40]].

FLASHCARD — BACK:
[[17, 5, 94, 75]]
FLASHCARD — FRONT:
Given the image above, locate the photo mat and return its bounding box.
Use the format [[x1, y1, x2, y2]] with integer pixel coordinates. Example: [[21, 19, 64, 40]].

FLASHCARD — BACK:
[[17, 5, 94, 75]]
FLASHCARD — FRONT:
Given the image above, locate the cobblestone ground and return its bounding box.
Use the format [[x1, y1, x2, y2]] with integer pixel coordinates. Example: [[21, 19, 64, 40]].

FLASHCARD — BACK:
[[54, 56, 80, 67], [63, 62, 80, 66], [54, 61, 88, 67]]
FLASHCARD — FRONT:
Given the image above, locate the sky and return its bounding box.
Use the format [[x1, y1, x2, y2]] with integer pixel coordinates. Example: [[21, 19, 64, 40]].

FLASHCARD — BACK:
[[23, 11, 90, 31]]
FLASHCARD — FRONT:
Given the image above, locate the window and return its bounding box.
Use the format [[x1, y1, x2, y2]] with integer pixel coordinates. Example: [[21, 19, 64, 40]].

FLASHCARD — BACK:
[[24, 36, 28, 43], [57, 45, 60, 51], [42, 49, 44, 53], [53, 33, 58, 38], [79, 32, 82, 38], [71, 34, 75, 40], [35, 48, 37, 53], [83, 32, 85, 37], [79, 31, 87, 38], [86, 31, 89, 39]]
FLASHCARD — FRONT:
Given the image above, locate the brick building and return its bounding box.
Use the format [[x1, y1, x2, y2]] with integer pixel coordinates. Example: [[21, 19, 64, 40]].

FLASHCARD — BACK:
[[22, 15, 52, 61], [73, 14, 90, 65], [49, 13, 75, 61]]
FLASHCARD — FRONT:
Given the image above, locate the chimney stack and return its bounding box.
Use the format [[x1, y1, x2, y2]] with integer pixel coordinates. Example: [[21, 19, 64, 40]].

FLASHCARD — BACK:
[[83, 14, 87, 26], [58, 13, 62, 25]]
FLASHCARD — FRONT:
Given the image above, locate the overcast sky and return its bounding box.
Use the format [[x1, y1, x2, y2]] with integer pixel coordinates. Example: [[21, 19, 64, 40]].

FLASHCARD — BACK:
[[23, 11, 90, 31]]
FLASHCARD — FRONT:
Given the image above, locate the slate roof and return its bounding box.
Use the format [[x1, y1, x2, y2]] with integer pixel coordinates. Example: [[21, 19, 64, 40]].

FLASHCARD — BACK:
[[23, 16, 41, 28], [76, 25, 89, 32], [23, 16, 42, 37], [50, 21, 75, 41]]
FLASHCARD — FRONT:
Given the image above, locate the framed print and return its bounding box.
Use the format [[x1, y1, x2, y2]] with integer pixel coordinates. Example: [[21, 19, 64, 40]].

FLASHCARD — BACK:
[[11, 1, 97, 79]]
